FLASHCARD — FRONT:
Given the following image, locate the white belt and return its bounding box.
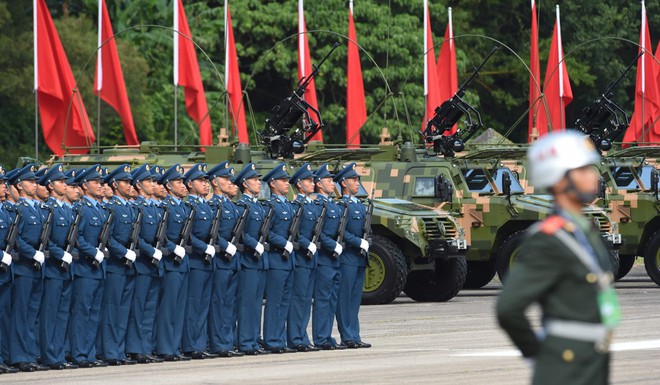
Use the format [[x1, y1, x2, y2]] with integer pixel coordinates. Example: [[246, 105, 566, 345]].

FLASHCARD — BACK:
[[545, 319, 608, 343]]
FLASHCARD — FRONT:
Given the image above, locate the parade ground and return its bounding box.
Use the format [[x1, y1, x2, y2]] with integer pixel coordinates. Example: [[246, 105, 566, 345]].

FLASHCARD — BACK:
[[7, 264, 659, 385]]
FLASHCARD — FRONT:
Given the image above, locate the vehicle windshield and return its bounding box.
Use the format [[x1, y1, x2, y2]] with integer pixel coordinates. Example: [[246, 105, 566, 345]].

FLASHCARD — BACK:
[[461, 168, 524, 195], [638, 166, 659, 191], [493, 168, 525, 194], [610, 166, 639, 190]]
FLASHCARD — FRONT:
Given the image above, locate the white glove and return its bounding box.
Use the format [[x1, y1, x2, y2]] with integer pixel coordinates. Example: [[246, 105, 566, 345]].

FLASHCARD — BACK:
[[33, 250, 45, 265], [225, 242, 237, 256], [359, 238, 370, 252], [152, 249, 163, 261], [124, 249, 137, 262], [94, 248, 105, 263], [255, 242, 265, 256], [174, 245, 186, 258], [333, 242, 343, 256], [284, 241, 294, 254], [205, 244, 216, 258], [1, 251, 12, 266], [307, 243, 317, 255], [62, 252, 73, 265]]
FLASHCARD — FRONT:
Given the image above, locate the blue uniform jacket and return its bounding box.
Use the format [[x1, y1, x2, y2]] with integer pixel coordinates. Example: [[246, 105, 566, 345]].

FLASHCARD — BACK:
[[162, 196, 190, 273], [209, 194, 240, 271], [237, 194, 269, 270], [134, 197, 164, 277], [75, 196, 107, 279], [14, 199, 45, 278], [266, 195, 294, 271], [44, 199, 75, 280], [186, 195, 215, 271], [105, 197, 137, 276], [0, 203, 14, 283], [341, 196, 367, 268], [315, 195, 342, 268], [292, 194, 317, 269]]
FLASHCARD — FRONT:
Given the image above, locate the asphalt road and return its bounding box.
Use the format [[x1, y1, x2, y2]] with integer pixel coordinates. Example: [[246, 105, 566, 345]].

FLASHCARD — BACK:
[[5, 264, 659, 384]]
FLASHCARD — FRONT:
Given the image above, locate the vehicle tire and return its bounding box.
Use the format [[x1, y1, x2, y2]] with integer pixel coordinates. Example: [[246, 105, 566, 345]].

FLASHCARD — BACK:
[[643, 231, 660, 286], [609, 250, 620, 280], [616, 255, 635, 281], [495, 231, 526, 283], [361, 235, 408, 305], [403, 256, 467, 302], [463, 261, 496, 289]]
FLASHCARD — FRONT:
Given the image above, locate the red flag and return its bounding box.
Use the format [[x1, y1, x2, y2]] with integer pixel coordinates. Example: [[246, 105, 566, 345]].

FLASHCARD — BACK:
[[624, 1, 660, 145], [298, 0, 323, 143], [35, 0, 94, 155], [94, 0, 139, 145], [536, 5, 573, 135], [528, 0, 541, 141], [422, 0, 442, 131], [225, 0, 248, 144], [346, 1, 366, 148], [436, 7, 458, 135], [174, 0, 212, 148]]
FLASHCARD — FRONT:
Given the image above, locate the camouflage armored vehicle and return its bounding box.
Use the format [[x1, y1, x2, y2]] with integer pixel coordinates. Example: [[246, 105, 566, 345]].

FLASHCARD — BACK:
[[55, 142, 469, 304]]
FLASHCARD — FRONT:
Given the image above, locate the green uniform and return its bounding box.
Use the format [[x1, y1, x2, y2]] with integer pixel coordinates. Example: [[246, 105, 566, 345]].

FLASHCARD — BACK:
[[496, 211, 618, 385]]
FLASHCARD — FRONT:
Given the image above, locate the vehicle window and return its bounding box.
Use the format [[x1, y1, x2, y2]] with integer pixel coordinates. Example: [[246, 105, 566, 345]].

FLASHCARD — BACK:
[[461, 168, 493, 193], [414, 177, 435, 196], [638, 166, 659, 191], [493, 168, 525, 194], [610, 167, 639, 190]]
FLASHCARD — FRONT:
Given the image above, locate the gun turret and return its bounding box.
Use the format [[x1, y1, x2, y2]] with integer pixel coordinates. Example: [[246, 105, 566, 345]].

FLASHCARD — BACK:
[[574, 52, 642, 152], [422, 46, 498, 157], [260, 42, 340, 159]]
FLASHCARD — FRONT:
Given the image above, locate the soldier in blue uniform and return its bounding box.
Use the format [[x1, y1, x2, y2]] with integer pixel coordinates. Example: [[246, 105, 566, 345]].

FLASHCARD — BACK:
[[0, 166, 19, 374], [334, 163, 371, 349], [125, 164, 165, 364], [180, 163, 218, 359], [37, 165, 78, 370], [312, 164, 346, 350], [207, 162, 243, 357], [234, 163, 270, 355], [287, 163, 321, 352], [70, 164, 109, 368], [8, 164, 48, 372], [97, 164, 138, 366], [262, 163, 296, 354], [154, 165, 192, 362], [34, 168, 50, 203]]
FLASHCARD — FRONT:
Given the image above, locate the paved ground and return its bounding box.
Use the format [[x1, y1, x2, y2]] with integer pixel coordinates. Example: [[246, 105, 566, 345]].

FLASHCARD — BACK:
[[5, 264, 659, 384]]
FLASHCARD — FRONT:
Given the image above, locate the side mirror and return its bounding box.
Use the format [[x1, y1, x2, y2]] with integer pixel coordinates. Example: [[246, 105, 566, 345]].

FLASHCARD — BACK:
[[598, 176, 608, 206], [435, 175, 454, 204], [502, 172, 512, 199], [651, 169, 659, 200]]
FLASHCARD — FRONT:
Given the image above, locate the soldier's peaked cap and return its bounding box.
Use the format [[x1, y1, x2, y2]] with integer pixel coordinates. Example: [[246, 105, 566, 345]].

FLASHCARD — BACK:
[[333, 162, 359, 182], [105, 164, 133, 184], [0, 164, 6, 180], [74, 164, 102, 183], [313, 163, 335, 183], [233, 163, 261, 185], [262, 163, 290, 183], [131, 164, 154, 185], [38, 164, 66, 186], [207, 161, 233, 179], [10, 163, 38, 185], [289, 163, 314, 185], [64, 169, 78, 186], [160, 164, 186, 184], [184, 163, 208, 184]]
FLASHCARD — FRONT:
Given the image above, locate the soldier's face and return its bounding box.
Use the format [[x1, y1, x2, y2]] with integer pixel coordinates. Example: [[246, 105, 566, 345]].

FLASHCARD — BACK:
[[189, 178, 209, 196], [137, 178, 156, 196], [168, 179, 188, 198], [270, 178, 290, 196], [114, 180, 132, 198], [317, 177, 335, 195], [298, 178, 314, 195], [103, 184, 114, 199], [568, 166, 600, 196], [35, 184, 48, 200], [244, 177, 261, 195], [85, 179, 103, 198], [217, 176, 233, 195], [51, 180, 67, 197], [18, 179, 37, 197], [65, 184, 80, 203], [0, 181, 6, 202], [155, 184, 167, 199], [343, 177, 360, 195]]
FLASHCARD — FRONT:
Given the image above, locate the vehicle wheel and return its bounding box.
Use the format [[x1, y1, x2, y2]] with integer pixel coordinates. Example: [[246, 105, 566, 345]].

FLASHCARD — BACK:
[[361, 235, 408, 305], [463, 261, 496, 289], [608, 250, 620, 280], [643, 231, 660, 286], [403, 256, 467, 302], [616, 256, 635, 281], [495, 231, 526, 283]]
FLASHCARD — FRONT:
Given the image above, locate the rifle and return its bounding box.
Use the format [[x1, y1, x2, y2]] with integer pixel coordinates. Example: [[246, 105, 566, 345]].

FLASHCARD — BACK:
[[125, 207, 142, 269], [94, 210, 114, 269], [360, 197, 374, 259], [176, 203, 196, 265], [260, 42, 340, 159], [333, 202, 350, 259], [206, 202, 223, 264], [283, 202, 305, 260], [34, 206, 54, 271], [574, 52, 642, 153], [226, 203, 249, 260], [253, 203, 275, 260], [422, 46, 498, 156], [153, 205, 169, 263], [307, 200, 327, 260], [1, 208, 20, 272], [61, 207, 81, 272]]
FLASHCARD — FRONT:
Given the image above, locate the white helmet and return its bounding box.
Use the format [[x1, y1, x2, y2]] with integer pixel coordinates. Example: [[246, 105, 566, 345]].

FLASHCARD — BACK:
[[527, 130, 600, 189]]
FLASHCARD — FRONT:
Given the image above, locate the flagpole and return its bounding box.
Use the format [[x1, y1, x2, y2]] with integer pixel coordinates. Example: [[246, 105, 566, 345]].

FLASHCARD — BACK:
[[97, 0, 102, 148], [224, 0, 230, 140], [34, 0, 38, 160], [641, 1, 646, 144], [173, 0, 179, 151]]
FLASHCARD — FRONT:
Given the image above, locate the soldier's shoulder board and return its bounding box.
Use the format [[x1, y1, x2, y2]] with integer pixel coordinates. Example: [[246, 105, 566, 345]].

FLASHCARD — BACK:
[[539, 215, 566, 235]]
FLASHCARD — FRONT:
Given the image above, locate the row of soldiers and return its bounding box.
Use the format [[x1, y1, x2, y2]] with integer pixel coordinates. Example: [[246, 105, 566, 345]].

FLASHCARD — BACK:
[[0, 160, 372, 373]]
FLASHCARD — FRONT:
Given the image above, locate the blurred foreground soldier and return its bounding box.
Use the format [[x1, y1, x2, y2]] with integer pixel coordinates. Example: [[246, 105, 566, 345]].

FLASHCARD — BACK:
[[0, 166, 19, 374], [497, 131, 619, 385]]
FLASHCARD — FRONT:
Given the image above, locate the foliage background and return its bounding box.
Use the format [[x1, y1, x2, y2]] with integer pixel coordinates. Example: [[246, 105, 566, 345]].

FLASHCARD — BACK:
[[0, 0, 655, 166]]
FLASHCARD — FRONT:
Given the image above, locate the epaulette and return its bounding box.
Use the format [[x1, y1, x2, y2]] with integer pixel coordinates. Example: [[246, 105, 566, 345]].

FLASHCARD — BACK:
[[539, 215, 566, 235]]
